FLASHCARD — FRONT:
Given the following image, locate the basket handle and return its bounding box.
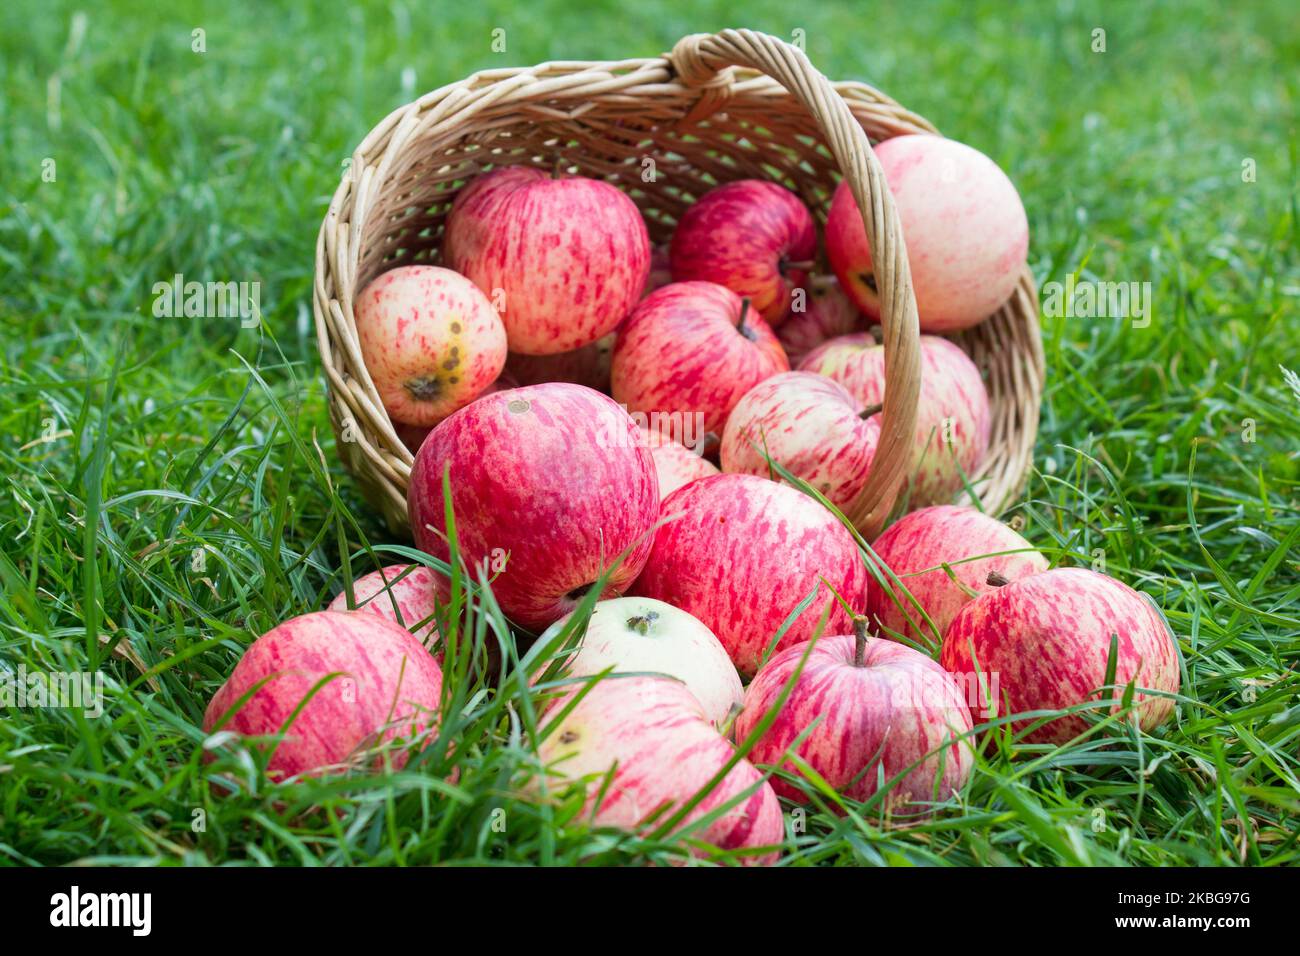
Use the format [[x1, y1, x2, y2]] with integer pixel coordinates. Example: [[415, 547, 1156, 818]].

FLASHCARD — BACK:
[[668, 29, 921, 540]]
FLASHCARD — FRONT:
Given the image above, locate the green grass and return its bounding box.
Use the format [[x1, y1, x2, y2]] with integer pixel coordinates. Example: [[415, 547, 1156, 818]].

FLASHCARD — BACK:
[[1, 0, 1297, 866]]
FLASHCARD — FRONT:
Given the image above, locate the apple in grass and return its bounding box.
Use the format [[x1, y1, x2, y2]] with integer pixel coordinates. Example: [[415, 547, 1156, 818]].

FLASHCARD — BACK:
[[826, 134, 1029, 333], [443, 166, 650, 355], [611, 282, 789, 442], [407, 382, 659, 632], [737, 620, 973, 815], [720, 371, 882, 513], [327, 563, 451, 652], [539, 675, 782, 864], [538, 597, 742, 728], [632, 473, 868, 678], [799, 333, 990, 506], [202, 611, 443, 779], [355, 265, 507, 427], [940, 568, 1181, 745], [776, 276, 869, 366], [637, 423, 719, 498], [670, 180, 817, 325], [866, 505, 1048, 646]]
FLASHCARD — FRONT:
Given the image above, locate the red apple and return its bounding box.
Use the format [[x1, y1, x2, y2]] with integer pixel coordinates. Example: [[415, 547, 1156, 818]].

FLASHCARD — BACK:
[[637, 423, 719, 498], [940, 568, 1181, 745], [354, 265, 507, 426], [612, 282, 789, 439], [720, 371, 882, 513], [866, 505, 1048, 646], [540, 596, 742, 728], [736, 624, 973, 814], [776, 276, 869, 366], [632, 473, 868, 678], [799, 333, 990, 506], [327, 563, 451, 651], [539, 675, 782, 863], [407, 383, 659, 632], [670, 180, 817, 324], [202, 610, 443, 779], [443, 167, 650, 354], [826, 135, 1028, 333], [504, 333, 614, 392]]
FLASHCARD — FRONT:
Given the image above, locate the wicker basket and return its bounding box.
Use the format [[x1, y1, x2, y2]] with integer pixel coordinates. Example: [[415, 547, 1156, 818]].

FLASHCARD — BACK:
[[313, 29, 1043, 539]]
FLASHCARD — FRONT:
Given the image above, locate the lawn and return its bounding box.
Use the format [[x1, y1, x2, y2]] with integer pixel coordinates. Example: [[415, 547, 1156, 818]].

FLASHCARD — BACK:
[[0, 0, 1296, 866]]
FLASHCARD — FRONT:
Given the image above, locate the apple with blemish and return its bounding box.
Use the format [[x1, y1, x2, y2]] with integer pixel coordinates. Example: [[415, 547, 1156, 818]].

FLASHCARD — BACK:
[[540, 597, 742, 727], [720, 371, 881, 513], [539, 675, 782, 863], [799, 333, 990, 506], [865, 505, 1047, 645], [328, 563, 451, 651], [632, 473, 868, 678], [826, 135, 1028, 333], [777, 277, 869, 366], [443, 166, 650, 354], [612, 282, 789, 440], [202, 611, 443, 779], [407, 383, 658, 632], [940, 568, 1181, 745], [737, 621, 973, 814], [670, 180, 817, 324], [393, 374, 517, 454], [355, 265, 507, 426], [637, 423, 719, 498]]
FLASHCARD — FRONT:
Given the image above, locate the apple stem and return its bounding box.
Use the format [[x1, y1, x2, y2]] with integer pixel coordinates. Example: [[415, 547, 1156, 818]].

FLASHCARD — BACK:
[[737, 297, 751, 333], [780, 258, 815, 274], [552, 155, 566, 180], [858, 402, 883, 420], [986, 570, 1010, 588], [852, 616, 869, 667]]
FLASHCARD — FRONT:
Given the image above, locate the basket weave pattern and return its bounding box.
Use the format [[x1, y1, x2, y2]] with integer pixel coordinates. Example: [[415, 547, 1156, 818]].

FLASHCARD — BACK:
[[313, 29, 1044, 537]]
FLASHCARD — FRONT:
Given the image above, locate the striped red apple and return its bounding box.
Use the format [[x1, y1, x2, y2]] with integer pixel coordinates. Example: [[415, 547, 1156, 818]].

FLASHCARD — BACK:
[[632, 473, 868, 678], [540, 596, 742, 728], [407, 382, 658, 632], [669, 179, 817, 325], [799, 333, 990, 506], [720, 370, 881, 513], [443, 167, 649, 354], [354, 265, 507, 426], [940, 568, 1181, 744], [612, 282, 789, 440], [866, 505, 1048, 645], [539, 675, 782, 863], [826, 134, 1028, 333], [328, 563, 450, 651], [737, 620, 974, 815], [203, 610, 443, 779]]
